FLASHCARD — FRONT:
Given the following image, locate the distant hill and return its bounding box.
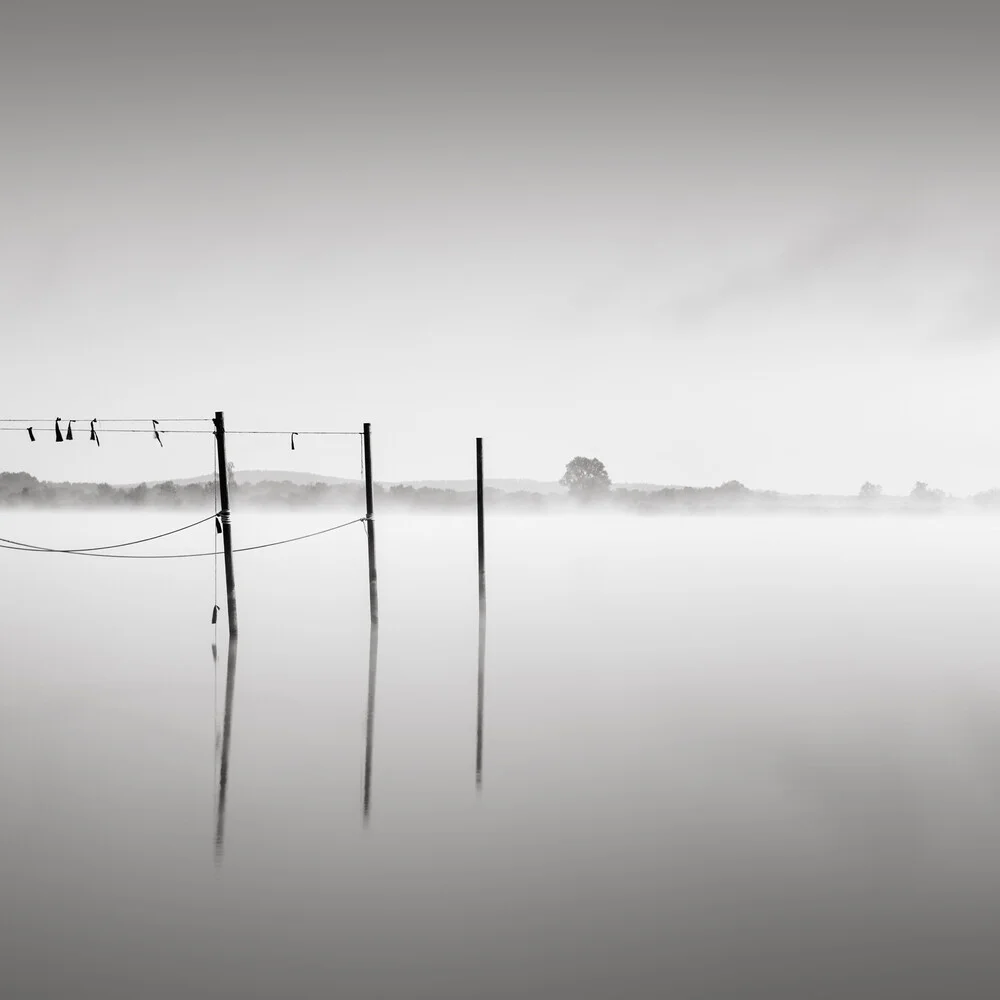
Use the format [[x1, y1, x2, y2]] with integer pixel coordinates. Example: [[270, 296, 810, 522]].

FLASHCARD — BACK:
[[383, 477, 567, 495], [167, 470, 357, 488], [163, 470, 573, 494], [158, 470, 672, 494]]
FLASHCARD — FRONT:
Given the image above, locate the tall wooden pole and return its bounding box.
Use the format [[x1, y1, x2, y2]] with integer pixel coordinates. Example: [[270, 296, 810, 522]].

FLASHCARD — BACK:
[[476, 437, 486, 613], [476, 608, 485, 789], [476, 437, 486, 788], [363, 623, 379, 823], [214, 411, 238, 639], [215, 637, 238, 863], [363, 422, 379, 624]]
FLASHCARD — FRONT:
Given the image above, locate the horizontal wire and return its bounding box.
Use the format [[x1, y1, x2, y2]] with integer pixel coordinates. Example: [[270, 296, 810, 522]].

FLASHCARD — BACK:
[[0, 511, 220, 553], [0, 427, 214, 435], [1, 428, 361, 436], [0, 418, 212, 423], [0, 516, 368, 558], [225, 430, 361, 436]]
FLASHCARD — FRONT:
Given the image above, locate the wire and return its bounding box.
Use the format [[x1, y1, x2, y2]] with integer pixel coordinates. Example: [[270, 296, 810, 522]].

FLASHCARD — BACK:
[[0, 511, 221, 553], [2, 427, 359, 436], [225, 517, 368, 553], [0, 417, 212, 423], [0, 427, 214, 435], [0, 516, 368, 558], [224, 430, 362, 436]]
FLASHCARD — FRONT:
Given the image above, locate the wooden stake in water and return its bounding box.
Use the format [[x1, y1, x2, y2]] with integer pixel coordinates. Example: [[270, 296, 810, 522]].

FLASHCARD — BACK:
[[215, 637, 238, 863], [476, 608, 486, 789], [476, 438, 487, 789], [363, 422, 379, 625], [214, 410, 238, 639], [477, 437, 486, 613], [363, 624, 379, 822]]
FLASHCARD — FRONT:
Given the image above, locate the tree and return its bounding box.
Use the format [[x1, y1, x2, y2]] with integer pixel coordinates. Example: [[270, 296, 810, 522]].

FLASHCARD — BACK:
[[560, 456, 611, 498], [859, 482, 882, 499], [157, 480, 179, 505], [910, 481, 944, 502]]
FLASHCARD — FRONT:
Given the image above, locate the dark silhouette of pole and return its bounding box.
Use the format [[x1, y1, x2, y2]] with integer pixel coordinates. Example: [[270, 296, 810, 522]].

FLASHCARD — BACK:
[[363, 624, 379, 822], [214, 411, 238, 639], [215, 637, 239, 863], [477, 437, 486, 614], [363, 422, 379, 624], [476, 438, 486, 787], [476, 608, 486, 789]]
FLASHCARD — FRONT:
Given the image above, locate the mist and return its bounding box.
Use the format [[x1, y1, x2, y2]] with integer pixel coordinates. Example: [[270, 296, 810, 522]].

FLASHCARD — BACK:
[[5, 0, 1000, 996]]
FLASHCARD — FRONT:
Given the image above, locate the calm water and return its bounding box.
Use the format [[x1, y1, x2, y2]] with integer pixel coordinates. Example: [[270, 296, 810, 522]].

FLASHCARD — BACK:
[[3, 511, 1000, 998]]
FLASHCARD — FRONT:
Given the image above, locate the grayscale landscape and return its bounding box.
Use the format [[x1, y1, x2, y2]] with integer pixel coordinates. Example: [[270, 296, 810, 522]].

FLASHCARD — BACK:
[[4, 0, 1000, 997]]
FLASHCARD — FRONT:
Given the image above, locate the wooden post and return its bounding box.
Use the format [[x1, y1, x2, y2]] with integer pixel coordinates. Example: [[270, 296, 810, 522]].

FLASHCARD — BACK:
[[476, 608, 485, 789], [363, 423, 379, 624], [215, 637, 238, 863], [363, 624, 379, 823], [476, 438, 486, 788], [476, 437, 486, 613], [214, 411, 238, 639]]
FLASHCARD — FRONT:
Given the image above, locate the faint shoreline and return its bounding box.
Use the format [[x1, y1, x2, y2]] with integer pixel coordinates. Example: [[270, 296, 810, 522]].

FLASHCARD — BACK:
[[2, 471, 998, 515]]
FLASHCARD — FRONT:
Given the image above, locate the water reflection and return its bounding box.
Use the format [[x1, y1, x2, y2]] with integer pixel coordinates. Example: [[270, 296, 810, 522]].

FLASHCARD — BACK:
[[214, 638, 238, 863], [476, 610, 486, 789], [363, 624, 378, 823]]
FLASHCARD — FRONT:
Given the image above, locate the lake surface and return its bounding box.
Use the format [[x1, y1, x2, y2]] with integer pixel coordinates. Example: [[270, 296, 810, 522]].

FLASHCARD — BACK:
[[3, 510, 1000, 998]]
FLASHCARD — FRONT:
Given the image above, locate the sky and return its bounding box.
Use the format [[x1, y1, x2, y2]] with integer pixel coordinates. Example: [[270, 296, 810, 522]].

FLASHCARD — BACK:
[[2, 0, 999, 493]]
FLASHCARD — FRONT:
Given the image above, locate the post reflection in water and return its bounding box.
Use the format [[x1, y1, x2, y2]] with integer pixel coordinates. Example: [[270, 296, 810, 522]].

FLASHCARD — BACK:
[[476, 610, 486, 789], [215, 638, 238, 864], [363, 624, 379, 823]]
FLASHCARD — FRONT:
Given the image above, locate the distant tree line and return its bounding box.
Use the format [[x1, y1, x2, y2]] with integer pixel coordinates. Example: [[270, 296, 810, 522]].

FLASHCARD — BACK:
[[1, 465, 998, 513]]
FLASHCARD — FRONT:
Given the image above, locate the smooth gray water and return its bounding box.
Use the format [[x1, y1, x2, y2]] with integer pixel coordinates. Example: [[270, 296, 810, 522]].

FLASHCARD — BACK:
[[3, 511, 1000, 998]]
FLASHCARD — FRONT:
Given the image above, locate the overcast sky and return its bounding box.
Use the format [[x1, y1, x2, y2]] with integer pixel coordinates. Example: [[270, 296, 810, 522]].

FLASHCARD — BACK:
[[2, 0, 999, 492]]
